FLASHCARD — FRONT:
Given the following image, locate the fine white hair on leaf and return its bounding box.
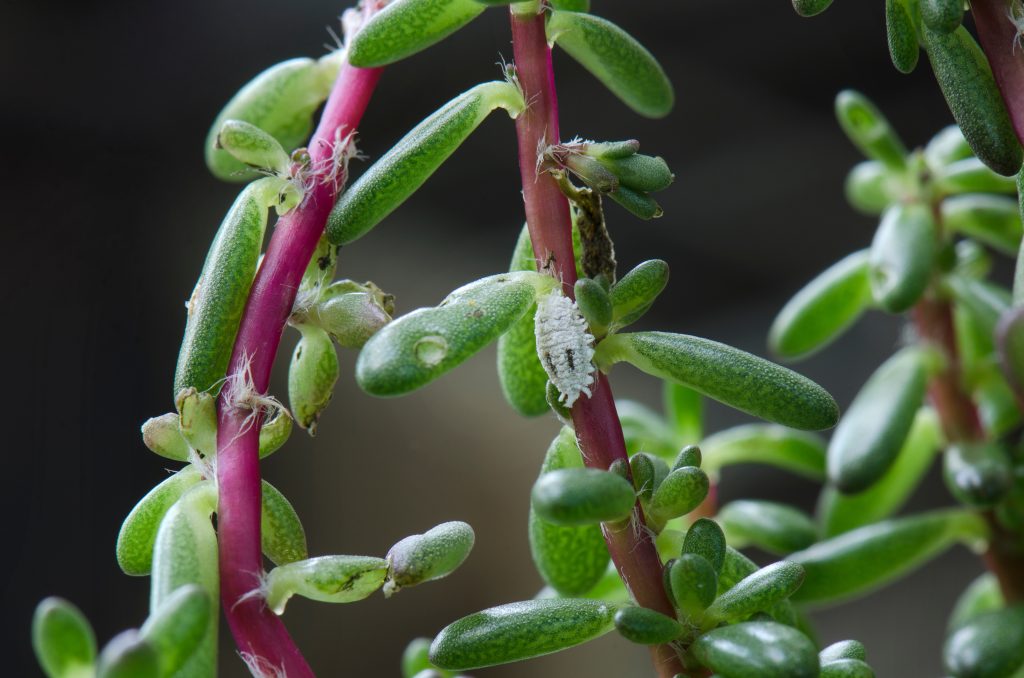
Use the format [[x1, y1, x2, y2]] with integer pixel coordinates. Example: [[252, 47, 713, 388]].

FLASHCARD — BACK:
[[534, 291, 596, 408]]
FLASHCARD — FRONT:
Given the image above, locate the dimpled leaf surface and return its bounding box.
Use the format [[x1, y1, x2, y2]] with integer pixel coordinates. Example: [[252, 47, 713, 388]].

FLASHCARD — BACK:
[[607, 259, 669, 329], [116, 467, 202, 576], [943, 607, 1024, 678], [820, 640, 867, 663], [885, 0, 919, 74], [531, 468, 636, 525], [596, 332, 839, 431], [691, 621, 819, 678], [821, 658, 876, 677], [701, 424, 826, 480], [348, 0, 485, 67], [288, 324, 340, 432], [385, 521, 475, 594], [32, 598, 96, 678], [429, 599, 617, 670], [704, 561, 806, 624], [261, 480, 308, 566], [613, 606, 682, 645], [265, 555, 389, 614]]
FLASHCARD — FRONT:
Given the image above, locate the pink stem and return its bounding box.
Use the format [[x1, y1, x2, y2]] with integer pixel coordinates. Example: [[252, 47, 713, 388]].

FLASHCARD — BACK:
[[214, 46, 383, 676], [972, 0, 1024, 149], [509, 10, 684, 677]]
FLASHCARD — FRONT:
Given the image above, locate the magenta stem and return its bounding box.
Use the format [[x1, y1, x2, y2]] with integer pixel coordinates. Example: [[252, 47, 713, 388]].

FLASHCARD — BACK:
[[972, 0, 1024, 149], [509, 10, 684, 677], [214, 47, 383, 676]]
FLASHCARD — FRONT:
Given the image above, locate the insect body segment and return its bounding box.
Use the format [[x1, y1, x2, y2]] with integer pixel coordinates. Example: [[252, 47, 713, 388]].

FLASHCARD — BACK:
[[534, 292, 597, 407]]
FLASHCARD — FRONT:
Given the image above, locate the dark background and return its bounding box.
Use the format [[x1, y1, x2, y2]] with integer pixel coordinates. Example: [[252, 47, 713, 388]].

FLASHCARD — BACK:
[[2, 1, 991, 676]]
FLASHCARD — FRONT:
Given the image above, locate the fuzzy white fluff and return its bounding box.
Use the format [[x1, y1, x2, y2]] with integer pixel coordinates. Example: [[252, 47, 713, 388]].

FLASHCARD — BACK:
[[534, 292, 596, 407]]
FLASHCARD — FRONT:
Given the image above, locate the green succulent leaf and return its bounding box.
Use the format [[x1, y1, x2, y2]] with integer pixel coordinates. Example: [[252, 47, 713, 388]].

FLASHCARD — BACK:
[[530, 427, 611, 596], [664, 382, 703, 444], [215, 119, 291, 176], [32, 598, 96, 678], [116, 466, 202, 576], [140, 413, 190, 462], [175, 388, 217, 456], [936, 158, 1020, 194], [546, 10, 674, 118], [531, 467, 636, 525], [769, 250, 872, 360], [718, 500, 817, 555], [942, 194, 1023, 255], [261, 480, 308, 567], [691, 621, 819, 678], [575, 277, 613, 335], [943, 441, 1014, 508], [947, 275, 1012, 334], [834, 90, 908, 170], [669, 553, 718, 616], [311, 292, 393, 349], [595, 332, 839, 431], [868, 203, 936, 313], [949, 573, 1005, 633], [429, 599, 617, 670], [820, 640, 868, 663], [357, 272, 553, 396], [327, 81, 525, 245], [630, 452, 670, 500], [682, 517, 727, 574], [944, 607, 1024, 678], [174, 179, 273, 396], [704, 561, 806, 625], [608, 185, 663, 219], [607, 259, 669, 330], [921, 0, 963, 33], [845, 162, 897, 215], [402, 637, 439, 678], [348, 0, 486, 67], [925, 125, 974, 169], [885, 0, 920, 74], [616, 399, 676, 457], [613, 606, 682, 645], [96, 631, 159, 678], [789, 509, 988, 605], [922, 25, 1023, 176], [385, 521, 475, 596], [701, 424, 827, 481], [827, 346, 931, 493], [820, 658, 876, 677], [139, 584, 210, 678], [596, 154, 674, 193], [288, 324, 340, 434], [265, 555, 390, 614], [647, 466, 708, 527], [792, 0, 834, 17], [258, 407, 293, 459]]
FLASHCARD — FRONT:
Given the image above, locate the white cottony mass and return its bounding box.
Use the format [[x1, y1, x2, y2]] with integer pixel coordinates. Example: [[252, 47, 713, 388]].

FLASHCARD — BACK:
[[534, 291, 596, 407]]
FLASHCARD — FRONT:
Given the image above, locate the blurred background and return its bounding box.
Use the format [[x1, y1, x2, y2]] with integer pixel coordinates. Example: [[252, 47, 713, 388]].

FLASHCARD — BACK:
[[3, 0, 994, 675]]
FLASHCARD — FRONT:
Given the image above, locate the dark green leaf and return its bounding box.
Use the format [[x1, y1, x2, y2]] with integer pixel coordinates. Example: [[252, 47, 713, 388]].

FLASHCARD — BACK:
[[683, 518, 727, 574], [348, 0, 486, 67], [868, 203, 936, 313], [949, 573, 1004, 632], [821, 658, 876, 677], [531, 468, 636, 525], [647, 466, 708, 526], [385, 521, 475, 595], [608, 259, 669, 330], [921, 0, 963, 33], [943, 441, 1013, 508], [613, 606, 682, 645], [704, 561, 805, 624], [792, 0, 834, 16], [691, 621, 819, 678], [942, 194, 1022, 255], [719, 500, 817, 554], [668, 553, 718, 615], [886, 0, 919, 74], [944, 607, 1024, 678], [820, 640, 867, 663], [835, 90, 908, 169]]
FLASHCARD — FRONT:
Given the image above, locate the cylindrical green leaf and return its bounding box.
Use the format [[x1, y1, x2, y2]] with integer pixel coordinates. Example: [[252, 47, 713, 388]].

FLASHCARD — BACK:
[[943, 441, 1013, 508], [595, 332, 839, 431], [140, 413, 189, 462], [139, 584, 210, 678], [683, 517, 727, 574], [597, 154, 674, 193], [701, 424, 826, 481], [385, 521, 475, 595], [357, 272, 551, 396], [402, 637, 434, 678], [691, 621, 819, 678], [886, 0, 920, 74], [821, 658, 876, 677], [944, 607, 1024, 678], [327, 82, 524, 245], [925, 125, 974, 169], [845, 162, 895, 215], [704, 561, 805, 624], [630, 451, 669, 500], [819, 407, 943, 536], [116, 466, 202, 576], [205, 58, 334, 181], [174, 179, 272, 396], [820, 640, 868, 663], [719, 500, 817, 555], [215, 119, 291, 176], [608, 185, 662, 219], [613, 606, 682, 645], [936, 158, 1020, 194], [869, 203, 936, 313], [769, 250, 872, 360], [947, 275, 1012, 335], [429, 599, 617, 670], [827, 346, 931, 493], [668, 553, 718, 616], [265, 555, 389, 614], [531, 468, 636, 525], [835, 90, 908, 169], [546, 10, 673, 118], [347, 0, 486, 67], [949, 573, 1004, 632], [664, 381, 703, 444], [789, 509, 987, 605], [942, 194, 1022, 255], [608, 259, 669, 330], [96, 630, 159, 678], [921, 0, 963, 33], [923, 25, 1023, 176], [792, 0, 834, 16], [311, 292, 392, 349], [261, 480, 307, 566], [288, 324, 340, 434], [258, 407, 293, 459], [32, 598, 96, 678], [175, 387, 217, 457], [574, 277, 612, 335], [647, 466, 708, 526], [529, 427, 610, 596]]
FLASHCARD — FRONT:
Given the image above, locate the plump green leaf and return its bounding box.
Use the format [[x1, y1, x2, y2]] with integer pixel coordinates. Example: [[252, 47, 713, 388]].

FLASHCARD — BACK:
[[704, 561, 805, 624], [429, 599, 617, 670], [701, 424, 826, 480], [139, 584, 209, 678], [174, 179, 273, 396], [32, 598, 96, 678], [936, 158, 1020, 194], [607, 259, 669, 330], [923, 26, 1023, 176], [821, 658, 876, 677], [947, 275, 1012, 334], [926, 125, 974, 169], [845, 162, 896, 215], [140, 413, 189, 462], [835, 90, 908, 169], [819, 407, 943, 536], [647, 466, 708, 527], [311, 292, 392, 349], [691, 621, 819, 678], [869, 203, 936, 313], [327, 82, 524, 245], [630, 452, 670, 500], [531, 468, 636, 525], [668, 553, 718, 616], [530, 427, 610, 596], [205, 58, 334, 181], [789, 509, 987, 605], [575, 277, 612, 335], [683, 517, 727, 574], [546, 10, 673, 118], [827, 346, 931, 493], [357, 272, 552, 396], [288, 324, 340, 434], [265, 555, 389, 614], [175, 388, 217, 456], [719, 500, 817, 555], [608, 185, 662, 219], [673, 444, 702, 470], [215, 119, 291, 176], [769, 250, 872, 360], [944, 607, 1024, 678], [596, 332, 839, 431], [385, 521, 475, 595], [597, 154, 674, 193], [921, 0, 963, 33], [96, 630, 159, 678], [949, 573, 1005, 632], [116, 466, 202, 576], [820, 640, 868, 663], [402, 637, 434, 678], [942, 194, 1022, 255], [792, 0, 834, 16], [258, 407, 293, 459], [886, 0, 919, 74], [943, 441, 1014, 508], [261, 480, 307, 567], [348, 0, 486, 67], [613, 606, 682, 645]]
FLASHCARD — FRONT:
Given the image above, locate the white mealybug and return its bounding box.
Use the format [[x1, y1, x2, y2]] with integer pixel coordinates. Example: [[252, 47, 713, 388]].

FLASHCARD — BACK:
[[534, 290, 596, 407], [1011, 1, 1024, 54]]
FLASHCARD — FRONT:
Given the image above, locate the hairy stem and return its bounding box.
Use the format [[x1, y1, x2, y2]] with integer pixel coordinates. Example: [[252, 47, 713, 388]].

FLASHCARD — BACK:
[[214, 32, 383, 675], [509, 9, 684, 677], [972, 0, 1024, 149]]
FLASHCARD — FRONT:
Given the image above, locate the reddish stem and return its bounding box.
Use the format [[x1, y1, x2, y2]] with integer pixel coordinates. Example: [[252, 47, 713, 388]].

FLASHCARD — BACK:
[[972, 0, 1024, 149], [509, 9, 684, 677], [214, 44, 383, 675]]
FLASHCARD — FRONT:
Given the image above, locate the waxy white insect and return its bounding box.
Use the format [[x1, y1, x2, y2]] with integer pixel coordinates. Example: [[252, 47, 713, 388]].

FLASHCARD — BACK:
[[534, 291, 596, 407]]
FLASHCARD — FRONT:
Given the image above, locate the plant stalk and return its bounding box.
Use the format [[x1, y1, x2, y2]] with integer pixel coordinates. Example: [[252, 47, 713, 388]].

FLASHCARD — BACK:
[[972, 0, 1024, 150], [214, 35, 383, 676], [509, 9, 685, 677]]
